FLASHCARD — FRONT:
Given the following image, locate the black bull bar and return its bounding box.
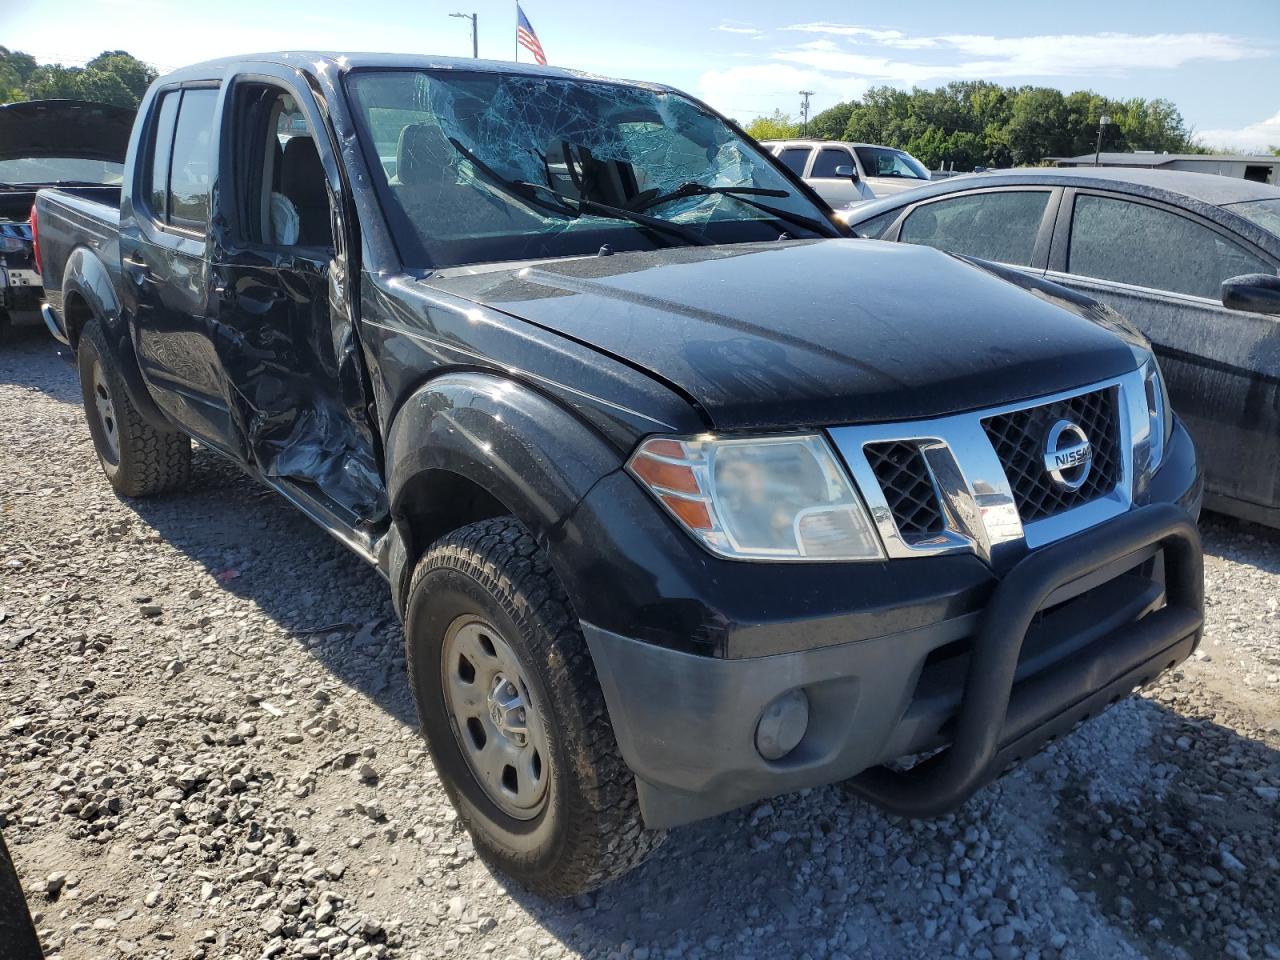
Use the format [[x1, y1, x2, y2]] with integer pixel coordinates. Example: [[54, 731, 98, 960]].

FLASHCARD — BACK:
[[845, 503, 1204, 817]]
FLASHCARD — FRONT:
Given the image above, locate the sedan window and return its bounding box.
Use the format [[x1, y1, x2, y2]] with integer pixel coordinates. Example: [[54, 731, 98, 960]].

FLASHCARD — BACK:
[[898, 191, 1050, 267], [1069, 195, 1274, 300]]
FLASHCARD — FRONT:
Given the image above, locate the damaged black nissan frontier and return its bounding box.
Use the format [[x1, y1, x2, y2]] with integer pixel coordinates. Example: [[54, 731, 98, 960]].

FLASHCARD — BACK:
[[34, 53, 1205, 897]]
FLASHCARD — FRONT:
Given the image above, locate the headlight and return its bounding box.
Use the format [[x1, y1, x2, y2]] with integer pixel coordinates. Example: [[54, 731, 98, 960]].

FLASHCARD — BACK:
[[1143, 358, 1173, 470], [627, 434, 883, 561]]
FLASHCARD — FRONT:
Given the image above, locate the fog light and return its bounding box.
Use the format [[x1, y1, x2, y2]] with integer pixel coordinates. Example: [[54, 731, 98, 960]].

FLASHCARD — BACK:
[[755, 689, 809, 760]]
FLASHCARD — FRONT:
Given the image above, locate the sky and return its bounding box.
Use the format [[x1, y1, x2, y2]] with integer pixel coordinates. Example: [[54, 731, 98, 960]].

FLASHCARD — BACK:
[[3, 0, 1279, 151]]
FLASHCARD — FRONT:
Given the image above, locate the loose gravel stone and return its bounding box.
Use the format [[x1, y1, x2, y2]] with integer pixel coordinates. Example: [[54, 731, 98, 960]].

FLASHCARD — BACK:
[[2, 329, 1278, 959]]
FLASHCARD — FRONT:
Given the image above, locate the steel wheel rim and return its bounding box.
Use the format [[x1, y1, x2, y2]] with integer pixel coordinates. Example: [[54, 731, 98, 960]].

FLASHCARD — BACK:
[[91, 358, 120, 465], [441, 615, 550, 819]]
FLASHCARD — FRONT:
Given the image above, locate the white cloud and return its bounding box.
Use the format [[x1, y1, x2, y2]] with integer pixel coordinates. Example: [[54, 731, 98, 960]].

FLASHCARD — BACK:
[[783, 23, 938, 50], [771, 25, 1267, 83], [715, 21, 763, 38], [1196, 110, 1280, 152], [697, 63, 868, 122]]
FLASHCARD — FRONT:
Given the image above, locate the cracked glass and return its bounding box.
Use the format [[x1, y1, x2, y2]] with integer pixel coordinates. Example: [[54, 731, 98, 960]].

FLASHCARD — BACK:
[[345, 70, 832, 268]]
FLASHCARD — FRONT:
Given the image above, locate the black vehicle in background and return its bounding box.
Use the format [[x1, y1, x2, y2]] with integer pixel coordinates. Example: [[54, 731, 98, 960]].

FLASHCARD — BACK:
[[0, 100, 132, 342], [842, 167, 1280, 529], [34, 54, 1204, 897]]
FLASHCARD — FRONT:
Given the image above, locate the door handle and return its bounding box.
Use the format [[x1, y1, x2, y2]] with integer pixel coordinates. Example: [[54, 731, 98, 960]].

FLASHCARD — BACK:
[[122, 255, 158, 284]]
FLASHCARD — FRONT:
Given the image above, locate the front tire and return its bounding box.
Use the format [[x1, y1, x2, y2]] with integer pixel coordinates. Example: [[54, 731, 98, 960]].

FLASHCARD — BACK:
[[404, 517, 664, 897], [77, 319, 190, 496]]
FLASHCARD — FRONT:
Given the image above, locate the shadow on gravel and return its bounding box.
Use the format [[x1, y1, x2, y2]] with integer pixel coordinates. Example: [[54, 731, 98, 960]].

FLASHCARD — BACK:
[[494, 699, 1280, 960], [123, 446, 417, 726], [1052, 702, 1280, 960], [1200, 514, 1280, 576], [0, 326, 80, 403]]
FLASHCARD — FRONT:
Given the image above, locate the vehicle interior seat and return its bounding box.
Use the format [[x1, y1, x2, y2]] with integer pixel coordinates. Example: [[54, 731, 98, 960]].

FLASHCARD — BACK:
[[278, 136, 330, 246]]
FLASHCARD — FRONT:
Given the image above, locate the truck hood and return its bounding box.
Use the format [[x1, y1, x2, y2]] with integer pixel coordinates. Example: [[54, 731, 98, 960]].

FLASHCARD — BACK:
[[425, 239, 1146, 430], [0, 100, 134, 164]]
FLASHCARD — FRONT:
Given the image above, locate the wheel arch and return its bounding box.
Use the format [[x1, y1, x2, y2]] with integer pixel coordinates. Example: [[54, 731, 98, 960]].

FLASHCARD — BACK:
[[382, 372, 626, 617]]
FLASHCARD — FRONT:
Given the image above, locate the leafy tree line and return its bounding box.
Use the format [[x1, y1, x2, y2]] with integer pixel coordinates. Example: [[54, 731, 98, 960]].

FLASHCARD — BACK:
[[744, 82, 1210, 170], [0, 47, 156, 108]]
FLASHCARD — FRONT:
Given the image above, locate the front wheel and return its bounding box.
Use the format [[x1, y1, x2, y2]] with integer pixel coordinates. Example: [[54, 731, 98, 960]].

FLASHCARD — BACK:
[[77, 319, 191, 497], [404, 517, 664, 897]]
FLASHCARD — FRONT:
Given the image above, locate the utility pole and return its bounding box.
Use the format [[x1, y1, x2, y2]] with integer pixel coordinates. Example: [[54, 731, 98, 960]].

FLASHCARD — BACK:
[[799, 90, 815, 137], [450, 12, 478, 58], [1094, 113, 1111, 166]]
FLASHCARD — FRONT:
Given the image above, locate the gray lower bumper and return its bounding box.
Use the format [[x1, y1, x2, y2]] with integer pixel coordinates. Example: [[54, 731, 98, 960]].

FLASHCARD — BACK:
[[584, 506, 1203, 830]]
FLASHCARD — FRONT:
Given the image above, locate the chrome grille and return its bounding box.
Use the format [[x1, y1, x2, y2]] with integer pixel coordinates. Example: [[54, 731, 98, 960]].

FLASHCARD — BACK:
[[982, 387, 1122, 524], [863, 441, 946, 543]]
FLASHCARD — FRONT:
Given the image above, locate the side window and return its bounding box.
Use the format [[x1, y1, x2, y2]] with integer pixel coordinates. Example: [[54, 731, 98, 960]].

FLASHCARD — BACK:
[[851, 208, 901, 240], [167, 88, 219, 228], [777, 147, 811, 177], [810, 147, 851, 179], [1068, 195, 1273, 300], [146, 92, 179, 218], [899, 191, 1050, 267]]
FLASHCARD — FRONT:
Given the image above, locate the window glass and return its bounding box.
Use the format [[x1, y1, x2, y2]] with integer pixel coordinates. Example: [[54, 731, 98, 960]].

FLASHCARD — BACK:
[[1069, 195, 1273, 299], [1226, 198, 1280, 235], [851, 208, 900, 239], [345, 70, 834, 269], [777, 147, 811, 176], [147, 91, 179, 217], [854, 146, 928, 180], [899, 191, 1050, 266], [168, 88, 218, 225], [810, 147, 851, 178], [0, 157, 123, 185]]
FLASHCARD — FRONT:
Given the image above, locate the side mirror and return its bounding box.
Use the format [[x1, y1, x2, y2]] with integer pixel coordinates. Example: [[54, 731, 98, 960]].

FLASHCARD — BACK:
[[834, 164, 859, 182], [1221, 273, 1280, 315]]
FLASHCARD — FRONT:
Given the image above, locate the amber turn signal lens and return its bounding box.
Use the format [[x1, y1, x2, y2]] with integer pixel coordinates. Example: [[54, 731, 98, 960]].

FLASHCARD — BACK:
[[660, 494, 713, 531], [629, 455, 700, 495]]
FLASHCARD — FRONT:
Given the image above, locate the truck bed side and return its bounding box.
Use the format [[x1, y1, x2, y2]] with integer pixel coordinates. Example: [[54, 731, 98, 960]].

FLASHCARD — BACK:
[[34, 186, 122, 323]]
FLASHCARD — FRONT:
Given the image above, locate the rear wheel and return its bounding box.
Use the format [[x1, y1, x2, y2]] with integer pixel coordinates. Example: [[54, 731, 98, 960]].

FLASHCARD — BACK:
[[77, 319, 191, 496], [404, 517, 664, 897]]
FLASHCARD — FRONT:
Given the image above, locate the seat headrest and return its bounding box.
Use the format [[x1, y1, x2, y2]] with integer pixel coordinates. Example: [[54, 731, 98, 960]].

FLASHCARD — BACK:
[[396, 122, 454, 188], [280, 136, 327, 206]]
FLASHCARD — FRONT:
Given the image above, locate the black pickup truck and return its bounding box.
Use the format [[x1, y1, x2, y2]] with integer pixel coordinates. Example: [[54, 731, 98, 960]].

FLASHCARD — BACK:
[[35, 53, 1205, 897]]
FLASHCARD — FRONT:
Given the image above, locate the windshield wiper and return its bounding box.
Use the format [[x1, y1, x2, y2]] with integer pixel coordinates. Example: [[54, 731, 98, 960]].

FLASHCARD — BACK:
[[635, 181, 841, 238], [446, 138, 579, 220], [512, 180, 711, 247], [445, 137, 709, 247]]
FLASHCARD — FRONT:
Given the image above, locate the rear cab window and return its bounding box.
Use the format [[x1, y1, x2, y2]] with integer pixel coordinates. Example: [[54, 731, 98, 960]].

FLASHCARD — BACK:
[[776, 147, 812, 177], [899, 191, 1051, 267], [143, 87, 218, 229], [810, 147, 852, 179]]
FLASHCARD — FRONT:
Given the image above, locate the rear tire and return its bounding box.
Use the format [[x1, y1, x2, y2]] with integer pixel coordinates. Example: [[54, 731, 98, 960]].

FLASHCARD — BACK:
[[77, 319, 190, 496], [404, 517, 664, 897]]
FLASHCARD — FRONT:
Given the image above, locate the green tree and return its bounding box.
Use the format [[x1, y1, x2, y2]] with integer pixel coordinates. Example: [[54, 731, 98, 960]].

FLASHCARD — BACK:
[[1, 48, 156, 108], [744, 109, 802, 141], [809, 102, 853, 140], [749, 80, 1202, 171]]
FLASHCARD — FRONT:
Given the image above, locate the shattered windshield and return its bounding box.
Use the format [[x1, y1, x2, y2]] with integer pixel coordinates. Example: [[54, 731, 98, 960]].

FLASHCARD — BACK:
[[345, 70, 835, 268]]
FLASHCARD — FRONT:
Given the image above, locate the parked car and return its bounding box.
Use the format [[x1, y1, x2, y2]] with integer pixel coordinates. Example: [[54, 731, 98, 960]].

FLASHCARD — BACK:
[[760, 139, 931, 205], [842, 167, 1280, 528], [0, 100, 132, 342], [36, 53, 1204, 897]]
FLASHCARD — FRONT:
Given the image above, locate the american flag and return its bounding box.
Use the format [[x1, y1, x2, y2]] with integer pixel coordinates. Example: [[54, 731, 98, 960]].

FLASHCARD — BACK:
[[517, 4, 547, 65]]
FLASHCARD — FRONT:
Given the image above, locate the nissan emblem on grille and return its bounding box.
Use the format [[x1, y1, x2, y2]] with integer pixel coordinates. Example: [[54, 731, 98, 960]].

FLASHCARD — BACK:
[[1043, 419, 1093, 491]]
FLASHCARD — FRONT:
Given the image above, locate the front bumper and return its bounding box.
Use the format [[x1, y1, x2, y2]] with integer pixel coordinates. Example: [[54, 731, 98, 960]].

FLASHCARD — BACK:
[[586, 467, 1204, 829]]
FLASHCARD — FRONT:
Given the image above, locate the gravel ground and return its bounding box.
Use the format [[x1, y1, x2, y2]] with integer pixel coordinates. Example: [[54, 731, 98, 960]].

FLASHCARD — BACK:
[[2, 327, 1279, 960]]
